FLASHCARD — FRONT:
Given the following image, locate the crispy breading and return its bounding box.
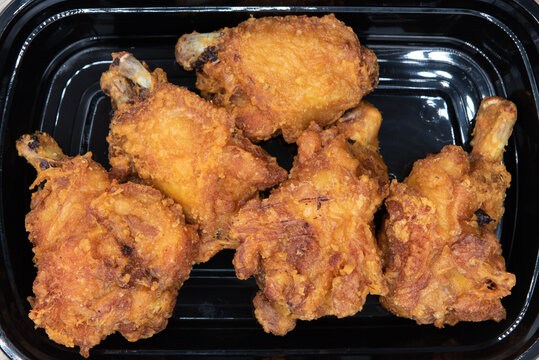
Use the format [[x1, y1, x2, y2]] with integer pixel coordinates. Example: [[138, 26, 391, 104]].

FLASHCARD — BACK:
[[230, 102, 388, 335], [17, 132, 198, 357], [379, 97, 517, 327], [175, 14, 379, 142], [101, 53, 287, 262]]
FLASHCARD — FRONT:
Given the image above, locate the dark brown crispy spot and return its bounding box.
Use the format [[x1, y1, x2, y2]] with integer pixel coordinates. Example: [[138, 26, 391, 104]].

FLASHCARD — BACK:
[[298, 196, 329, 204], [28, 135, 40, 150], [281, 221, 319, 275], [475, 209, 494, 226], [121, 244, 133, 256], [120, 262, 158, 289], [194, 46, 218, 72], [486, 279, 497, 290], [39, 160, 50, 170]]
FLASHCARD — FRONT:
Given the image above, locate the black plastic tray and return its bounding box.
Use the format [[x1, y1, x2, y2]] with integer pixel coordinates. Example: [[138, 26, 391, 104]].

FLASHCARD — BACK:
[[0, 1, 538, 359]]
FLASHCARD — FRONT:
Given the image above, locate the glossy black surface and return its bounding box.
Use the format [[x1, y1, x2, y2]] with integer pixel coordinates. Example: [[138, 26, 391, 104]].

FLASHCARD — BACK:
[[0, 1, 537, 359]]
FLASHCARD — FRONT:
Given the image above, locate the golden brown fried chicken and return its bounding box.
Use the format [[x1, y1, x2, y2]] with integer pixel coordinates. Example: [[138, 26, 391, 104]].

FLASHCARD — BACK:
[[17, 132, 198, 357], [379, 97, 517, 327], [175, 14, 379, 143], [230, 101, 389, 335], [101, 52, 287, 263]]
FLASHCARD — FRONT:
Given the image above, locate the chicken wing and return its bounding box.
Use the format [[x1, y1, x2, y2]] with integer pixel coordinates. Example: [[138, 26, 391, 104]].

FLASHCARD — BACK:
[[230, 101, 389, 335], [175, 14, 379, 143], [378, 97, 517, 327], [17, 132, 198, 357], [101, 52, 287, 262]]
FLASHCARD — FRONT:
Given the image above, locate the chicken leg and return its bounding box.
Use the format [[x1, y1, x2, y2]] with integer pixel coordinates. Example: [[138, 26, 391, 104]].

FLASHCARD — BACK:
[[378, 97, 517, 327], [18, 132, 198, 357], [101, 52, 287, 262]]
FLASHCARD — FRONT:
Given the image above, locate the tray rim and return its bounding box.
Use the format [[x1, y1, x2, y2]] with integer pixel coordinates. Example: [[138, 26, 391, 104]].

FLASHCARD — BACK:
[[0, 1, 537, 359]]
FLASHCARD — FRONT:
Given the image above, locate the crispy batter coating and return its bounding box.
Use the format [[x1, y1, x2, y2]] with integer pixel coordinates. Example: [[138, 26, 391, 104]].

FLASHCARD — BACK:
[[379, 97, 517, 327], [17, 132, 198, 357], [175, 14, 379, 143], [101, 53, 287, 262], [230, 102, 389, 335]]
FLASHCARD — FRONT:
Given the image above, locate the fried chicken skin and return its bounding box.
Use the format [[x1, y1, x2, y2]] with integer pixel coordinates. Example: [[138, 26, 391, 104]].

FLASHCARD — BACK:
[[17, 132, 198, 357], [379, 97, 517, 327], [230, 102, 389, 335], [101, 52, 287, 262], [175, 14, 379, 143]]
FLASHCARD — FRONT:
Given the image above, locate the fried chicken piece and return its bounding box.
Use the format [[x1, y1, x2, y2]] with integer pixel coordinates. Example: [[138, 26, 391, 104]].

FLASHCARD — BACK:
[[230, 101, 389, 335], [175, 14, 379, 143], [378, 97, 517, 327], [101, 52, 287, 262], [17, 132, 198, 357]]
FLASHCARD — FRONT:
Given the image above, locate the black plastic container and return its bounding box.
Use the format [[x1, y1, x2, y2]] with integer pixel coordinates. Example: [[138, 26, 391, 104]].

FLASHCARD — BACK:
[[0, 1, 537, 359]]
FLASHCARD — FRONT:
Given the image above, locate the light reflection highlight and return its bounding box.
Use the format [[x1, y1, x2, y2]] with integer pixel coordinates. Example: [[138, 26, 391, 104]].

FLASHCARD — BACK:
[[404, 50, 453, 63], [465, 95, 476, 120]]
